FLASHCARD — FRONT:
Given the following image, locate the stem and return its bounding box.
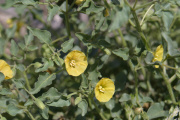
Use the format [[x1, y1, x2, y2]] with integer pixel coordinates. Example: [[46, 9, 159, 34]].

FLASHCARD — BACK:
[[133, 0, 138, 9], [91, 99, 107, 120], [118, 29, 127, 47], [169, 74, 176, 83], [134, 71, 139, 105], [162, 64, 178, 70], [23, 72, 31, 90], [135, 1, 157, 10], [51, 36, 68, 44], [65, 0, 71, 38], [159, 69, 176, 104], [25, 110, 36, 120], [124, 0, 151, 51]]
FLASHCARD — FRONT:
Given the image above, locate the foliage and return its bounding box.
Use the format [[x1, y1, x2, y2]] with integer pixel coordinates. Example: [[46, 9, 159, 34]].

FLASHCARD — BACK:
[[0, 0, 180, 120]]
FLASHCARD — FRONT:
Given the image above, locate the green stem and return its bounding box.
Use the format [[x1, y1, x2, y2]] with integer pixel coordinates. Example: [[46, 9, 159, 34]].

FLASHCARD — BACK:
[[135, 1, 158, 10], [159, 69, 176, 104], [133, 0, 138, 9], [118, 29, 127, 47], [51, 36, 68, 44], [23, 72, 31, 90], [134, 71, 139, 105], [162, 64, 178, 70], [146, 71, 154, 94], [124, 0, 151, 51], [65, 0, 71, 38], [91, 99, 107, 120], [25, 110, 36, 120], [169, 74, 176, 83]]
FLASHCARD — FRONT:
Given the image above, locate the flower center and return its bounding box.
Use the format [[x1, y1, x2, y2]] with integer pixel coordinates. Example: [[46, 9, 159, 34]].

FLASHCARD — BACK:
[[69, 60, 76, 68], [99, 86, 105, 93]]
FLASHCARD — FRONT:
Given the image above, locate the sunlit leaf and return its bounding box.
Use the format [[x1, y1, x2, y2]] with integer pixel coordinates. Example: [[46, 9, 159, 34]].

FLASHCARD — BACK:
[[78, 99, 88, 116], [61, 38, 74, 53], [11, 39, 19, 56], [30, 73, 56, 94], [27, 26, 52, 44], [147, 102, 168, 119]]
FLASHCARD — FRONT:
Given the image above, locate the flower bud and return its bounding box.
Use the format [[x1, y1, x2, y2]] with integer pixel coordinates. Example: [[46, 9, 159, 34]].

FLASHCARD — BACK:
[[134, 107, 143, 115], [104, 48, 111, 55], [35, 98, 46, 110], [75, 0, 85, 5]]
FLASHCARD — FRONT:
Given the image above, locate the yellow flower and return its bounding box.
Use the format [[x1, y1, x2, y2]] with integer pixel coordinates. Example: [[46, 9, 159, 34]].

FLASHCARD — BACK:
[[64, 50, 88, 76], [95, 78, 115, 102], [0, 60, 13, 79], [152, 45, 163, 68], [75, 0, 85, 5]]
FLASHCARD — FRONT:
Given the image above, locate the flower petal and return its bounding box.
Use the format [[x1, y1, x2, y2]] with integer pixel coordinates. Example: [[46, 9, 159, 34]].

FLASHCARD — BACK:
[[0, 60, 13, 79]]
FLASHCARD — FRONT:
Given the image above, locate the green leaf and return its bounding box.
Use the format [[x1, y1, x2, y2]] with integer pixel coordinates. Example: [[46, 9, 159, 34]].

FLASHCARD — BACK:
[[80, 74, 88, 88], [0, 98, 8, 114], [24, 32, 34, 46], [27, 26, 52, 44], [6, 24, 17, 39], [0, 38, 5, 55], [85, 1, 104, 15], [27, 45, 38, 51], [162, 32, 180, 57], [174, 83, 180, 93], [109, 5, 130, 31], [47, 5, 60, 22], [47, 98, 70, 107], [15, 0, 36, 7], [0, 88, 12, 95], [88, 69, 101, 87], [77, 0, 91, 11], [39, 87, 61, 103], [41, 107, 49, 119], [0, 116, 7, 120], [30, 73, 56, 94], [61, 38, 74, 53], [105, 99, 115, 110], [119, 93, 131, 102], [11, 39, 19, 56], [75, 33, 91, 46], [111, 105, 122, 118], [13, 79, 25, 89], [75, 97, 82, 105], [16, 64, 25, 72], [35, 59, 54, 73], [147, 102, 169, 119], [18, 41, 26, 50], [7, 103, 23, 116], [112, 48, 129, 60], [162, 11, 174, 31], [78, 99, 88, 116], [0, 72, 5, 84], [145, 52, 154, 64], [24, 99, 33, 106]]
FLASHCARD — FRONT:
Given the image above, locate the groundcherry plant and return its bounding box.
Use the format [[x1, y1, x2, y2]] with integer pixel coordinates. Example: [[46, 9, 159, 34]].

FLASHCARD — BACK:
[[0, 0, 180, 120]]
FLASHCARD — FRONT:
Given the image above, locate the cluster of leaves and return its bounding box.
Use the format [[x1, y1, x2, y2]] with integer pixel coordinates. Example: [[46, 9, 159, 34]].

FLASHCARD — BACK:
[[0, 0, 180, 120]]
